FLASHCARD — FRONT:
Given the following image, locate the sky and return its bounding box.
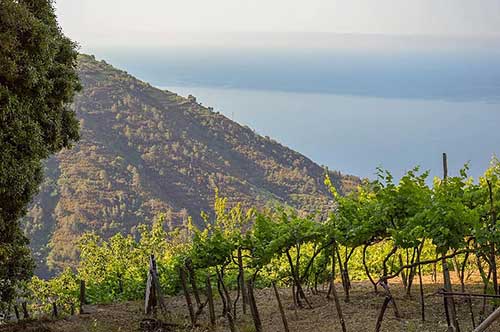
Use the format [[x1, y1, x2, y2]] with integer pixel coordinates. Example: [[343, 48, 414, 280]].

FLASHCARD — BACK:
[[52, 0, 500, 180], [55, 0, 500, 51]]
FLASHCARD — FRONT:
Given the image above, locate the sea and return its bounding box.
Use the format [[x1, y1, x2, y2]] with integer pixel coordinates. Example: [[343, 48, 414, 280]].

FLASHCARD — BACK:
[[96, 47, 500, 181]]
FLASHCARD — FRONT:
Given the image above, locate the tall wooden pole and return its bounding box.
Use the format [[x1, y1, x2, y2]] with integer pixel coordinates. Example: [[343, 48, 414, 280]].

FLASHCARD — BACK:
[[442, 153, 460, 332], [417, 243, 425, 322], [487, 180, 499, 295], [330, 245, 347, 332], [443, 153, 448, 179]]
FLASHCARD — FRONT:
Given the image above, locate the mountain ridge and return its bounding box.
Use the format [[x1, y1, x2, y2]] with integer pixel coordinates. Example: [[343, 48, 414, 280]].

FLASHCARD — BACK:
[[22, 54, 360, 277]]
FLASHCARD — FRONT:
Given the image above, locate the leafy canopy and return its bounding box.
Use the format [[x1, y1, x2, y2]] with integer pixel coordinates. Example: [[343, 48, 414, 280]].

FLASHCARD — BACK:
[[0, 0, 80, 303]]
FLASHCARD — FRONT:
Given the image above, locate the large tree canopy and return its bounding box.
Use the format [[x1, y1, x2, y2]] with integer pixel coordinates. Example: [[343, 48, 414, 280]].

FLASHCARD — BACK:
[[0, 0, 80, 302]]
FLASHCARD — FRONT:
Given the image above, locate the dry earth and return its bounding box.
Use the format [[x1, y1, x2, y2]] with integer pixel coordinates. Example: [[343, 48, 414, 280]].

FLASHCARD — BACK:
[[2, 278, 500, 332]]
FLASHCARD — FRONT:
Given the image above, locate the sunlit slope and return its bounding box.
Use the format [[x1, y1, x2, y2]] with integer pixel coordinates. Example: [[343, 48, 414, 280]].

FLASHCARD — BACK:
[[23, 54, 359, 276]]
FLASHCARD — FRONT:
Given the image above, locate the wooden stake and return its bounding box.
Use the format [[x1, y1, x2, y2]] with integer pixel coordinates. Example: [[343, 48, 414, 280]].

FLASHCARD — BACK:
[[145, 255, 167, 315], [443, 289, 451, 328], [52, 302, 58, 318], [442, 153, 460, 332], [217, 268, 236, 332], [375, 296, 391, 332], [217, 274, 228, 316], [487, 179, 498, 295], [151, 256, 167, 313], [330, 246, 347, 332], [206, 275, 216, 326], [186, 259, 202, 308], [247, 279, 262, 332], [238, 248, 248, 314], [272, 282, 290, 332], [21, 302, 29, 319], [145, 257, 157, 314], [179, 267, 196, 327], [382, 282, 400, 319], [13, 304, 20, 320], [417, 245, 425, 322], [443, 153, 448, 179], [473, 305, 500, 332], [79, 280, 86, 314]]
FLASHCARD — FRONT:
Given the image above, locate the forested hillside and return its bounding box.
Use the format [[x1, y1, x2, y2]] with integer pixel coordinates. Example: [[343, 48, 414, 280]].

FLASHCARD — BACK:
[[23, 54, 359, 276]]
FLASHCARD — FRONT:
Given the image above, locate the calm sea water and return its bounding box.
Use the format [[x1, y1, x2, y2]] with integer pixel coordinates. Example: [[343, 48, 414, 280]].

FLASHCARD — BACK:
[[166, 85, 500, 181], [95, 48, 500, 180]]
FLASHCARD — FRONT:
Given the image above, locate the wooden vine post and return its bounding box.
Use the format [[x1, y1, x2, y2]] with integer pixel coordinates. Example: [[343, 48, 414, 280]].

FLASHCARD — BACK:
[[185, 259, 202, 309], [206, 274, 216, 326], [441, 153, 460, 332], [486, 179, 499, 295], [21, 302, 29, 319], [216, 268, 236, 332], [331, 282, 347, 332], [272, 282, 290, 332], [179, 266, 196, 327], [375, 296, 392, 332], [145, 254, 167, 315], [13, 304, 20, 321], [329, 245, 347, 332], [417, 244, 425, 322], [79, 280, 86, 314], [473, 305, 500, 332], [374, 281, 402, 332], [52, 302, 58, 318], [247, 279, 262, 332], [237, 247, 248, 314]]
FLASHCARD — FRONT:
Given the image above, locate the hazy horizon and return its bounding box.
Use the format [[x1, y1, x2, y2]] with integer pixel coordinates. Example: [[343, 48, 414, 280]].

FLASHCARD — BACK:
[[88, 46, 500, 102], [55, 0, 500, 51], [53, 0, 500, 181], [75, 43, 500, 181]]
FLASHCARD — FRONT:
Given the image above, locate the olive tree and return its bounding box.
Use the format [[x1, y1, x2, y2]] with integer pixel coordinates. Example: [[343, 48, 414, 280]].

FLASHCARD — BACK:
[[0, 0, 80, 303]]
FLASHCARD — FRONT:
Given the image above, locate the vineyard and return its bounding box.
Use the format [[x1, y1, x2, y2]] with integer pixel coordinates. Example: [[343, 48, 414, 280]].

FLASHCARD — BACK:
[[2, 154, 500, 332]]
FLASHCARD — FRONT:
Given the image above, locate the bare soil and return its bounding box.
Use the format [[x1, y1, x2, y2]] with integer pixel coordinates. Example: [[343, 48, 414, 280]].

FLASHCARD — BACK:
[[2, 278, 500, 332]]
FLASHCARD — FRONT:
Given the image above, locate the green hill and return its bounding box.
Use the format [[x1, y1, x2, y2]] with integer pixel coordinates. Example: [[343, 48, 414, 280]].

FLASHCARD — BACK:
[[22, 54, 359, 277]]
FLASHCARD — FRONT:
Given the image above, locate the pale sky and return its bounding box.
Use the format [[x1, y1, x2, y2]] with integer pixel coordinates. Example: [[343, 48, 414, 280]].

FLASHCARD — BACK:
[[55, 0, 500, 50]]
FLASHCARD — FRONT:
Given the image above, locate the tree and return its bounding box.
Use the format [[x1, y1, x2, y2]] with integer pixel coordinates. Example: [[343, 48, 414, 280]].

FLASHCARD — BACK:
[[0, 0, 80, 303]]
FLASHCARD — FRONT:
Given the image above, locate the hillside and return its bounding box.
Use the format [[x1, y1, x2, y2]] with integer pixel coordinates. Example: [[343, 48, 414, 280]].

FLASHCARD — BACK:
[[22, 54, 359, 276]]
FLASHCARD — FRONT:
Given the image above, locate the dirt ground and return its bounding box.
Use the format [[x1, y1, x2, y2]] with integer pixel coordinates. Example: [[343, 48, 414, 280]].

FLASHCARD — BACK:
[[2, 278, 500, 332]]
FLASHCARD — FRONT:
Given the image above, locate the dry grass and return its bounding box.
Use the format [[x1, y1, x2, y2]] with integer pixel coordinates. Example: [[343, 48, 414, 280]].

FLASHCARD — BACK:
[[2, 278, 500, 332]]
